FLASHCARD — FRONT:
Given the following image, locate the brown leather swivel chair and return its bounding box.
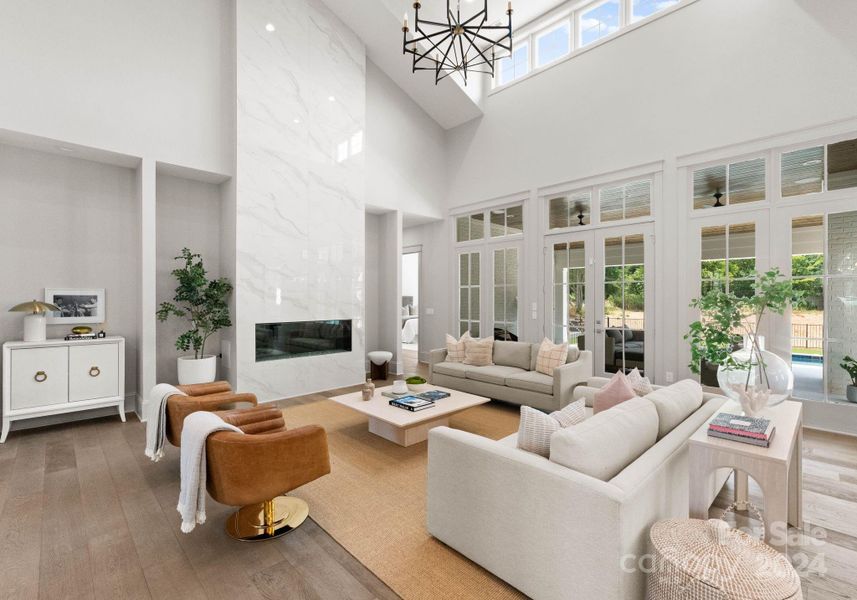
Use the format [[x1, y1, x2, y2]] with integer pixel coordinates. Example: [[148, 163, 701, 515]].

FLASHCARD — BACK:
[[206, 407, 331, 541], [166, 381, 258, 447]]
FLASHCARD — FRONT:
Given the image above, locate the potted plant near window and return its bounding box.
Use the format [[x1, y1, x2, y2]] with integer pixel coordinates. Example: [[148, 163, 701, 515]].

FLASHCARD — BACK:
[[841, 356, 857, 403], [157, 248, 233, 385], [685, 269, 800, 415]]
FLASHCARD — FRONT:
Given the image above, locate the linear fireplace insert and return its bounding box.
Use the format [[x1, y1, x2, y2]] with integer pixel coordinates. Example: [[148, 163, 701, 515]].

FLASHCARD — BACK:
[[255, 319, 352, 362]]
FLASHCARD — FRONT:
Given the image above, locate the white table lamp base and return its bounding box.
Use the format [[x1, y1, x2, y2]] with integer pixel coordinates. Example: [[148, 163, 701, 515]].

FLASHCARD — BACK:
[[23, 313, 47, 342]]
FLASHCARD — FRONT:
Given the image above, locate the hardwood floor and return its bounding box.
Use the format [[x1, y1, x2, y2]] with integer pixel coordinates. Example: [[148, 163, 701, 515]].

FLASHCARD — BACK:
[[1, 377, 856, 599]]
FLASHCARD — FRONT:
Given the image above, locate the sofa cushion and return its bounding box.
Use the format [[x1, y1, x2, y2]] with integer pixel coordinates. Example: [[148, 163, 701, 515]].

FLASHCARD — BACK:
[[466, 365, 526, 385], [593, 372, 636, 414], [535, 338, 569, 376], [549, 396, 659, 481], [493, 341, 532, 370], [506, 371, 554, 395], [464, 336, 494, 366], [644, 379, 704, 439], [516, 400, 586, 457], [566, 345, 580, 363], [445, 332, 471, 363], [433, 361, 468, 378]]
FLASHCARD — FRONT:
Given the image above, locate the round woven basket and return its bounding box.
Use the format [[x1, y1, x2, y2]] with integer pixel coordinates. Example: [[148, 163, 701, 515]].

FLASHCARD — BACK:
[[647, 519, 802, 600]]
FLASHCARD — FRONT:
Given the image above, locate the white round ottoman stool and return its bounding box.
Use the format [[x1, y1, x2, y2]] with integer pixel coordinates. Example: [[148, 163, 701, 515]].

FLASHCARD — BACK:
[[648, 519, 802, 600], [368, 351, 393, 380]]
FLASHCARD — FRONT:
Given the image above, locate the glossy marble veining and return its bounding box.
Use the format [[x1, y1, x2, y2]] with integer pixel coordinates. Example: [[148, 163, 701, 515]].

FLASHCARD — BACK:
[[235, 0, 366, 400]]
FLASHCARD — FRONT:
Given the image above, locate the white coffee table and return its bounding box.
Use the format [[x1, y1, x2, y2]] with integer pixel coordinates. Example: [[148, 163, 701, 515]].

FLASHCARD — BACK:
[[688, 399, 802, 553], [330, 385, 490, 446]]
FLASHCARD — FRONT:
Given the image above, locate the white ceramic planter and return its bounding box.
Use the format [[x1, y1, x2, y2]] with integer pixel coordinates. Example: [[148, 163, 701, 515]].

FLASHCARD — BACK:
[[177, 355, 217, 385], [847, 385, 857, 403]]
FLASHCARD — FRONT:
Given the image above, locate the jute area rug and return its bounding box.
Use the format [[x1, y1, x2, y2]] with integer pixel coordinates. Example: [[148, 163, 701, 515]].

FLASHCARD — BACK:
[[278, 396, 527, 600]]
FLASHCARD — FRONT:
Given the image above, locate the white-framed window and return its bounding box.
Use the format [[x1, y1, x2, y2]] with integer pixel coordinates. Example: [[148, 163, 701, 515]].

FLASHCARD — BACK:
[[458, 251, 481, 337], [489, 204, 524, 237], [630, 0, 679, 22], [456, 212, 485, 242], [535, 20, 571, 68], [497, 43, 530, 86], [691, 158, 766, 210], [781, 136, 857, 198], [548, 191, 592, 229], [600, 179, 652, 222], [493, 247, 519, 340], [579, 0, 621, 47]]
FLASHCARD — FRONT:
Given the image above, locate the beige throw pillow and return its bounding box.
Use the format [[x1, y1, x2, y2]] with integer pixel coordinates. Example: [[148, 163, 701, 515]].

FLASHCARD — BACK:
[[517, 400, 586, 457], [535, 338, 569, 376], [445, 332, 471, 363], [626, 367, 654, 396], [463, 336, 494, 366]]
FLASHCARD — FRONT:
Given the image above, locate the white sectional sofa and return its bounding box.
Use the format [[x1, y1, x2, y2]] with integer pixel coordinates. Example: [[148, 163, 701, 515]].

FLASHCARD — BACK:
[[428, 341, 593, 412], [427, 379, 731, 600]]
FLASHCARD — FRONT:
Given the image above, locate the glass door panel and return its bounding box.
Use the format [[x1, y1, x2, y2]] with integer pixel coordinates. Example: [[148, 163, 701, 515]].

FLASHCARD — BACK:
[[458, 252, 481, 337], [825, 210, 857, 402], [602, 234, 647, 375], [493, 247, 520, 340], [552, 240, 587, 345]]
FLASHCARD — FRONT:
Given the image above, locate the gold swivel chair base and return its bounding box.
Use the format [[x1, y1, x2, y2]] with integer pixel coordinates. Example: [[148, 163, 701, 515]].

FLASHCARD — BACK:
[[225, 496, 310, 541]]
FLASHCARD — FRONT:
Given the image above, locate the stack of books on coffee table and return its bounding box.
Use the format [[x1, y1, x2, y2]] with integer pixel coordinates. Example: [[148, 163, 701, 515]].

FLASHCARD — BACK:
[[707, 413, 776, 448]]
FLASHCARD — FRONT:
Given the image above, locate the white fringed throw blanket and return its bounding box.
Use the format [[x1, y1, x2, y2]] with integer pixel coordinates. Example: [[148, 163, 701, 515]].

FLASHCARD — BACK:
[[144, 383, 185, 462], [177, 411, 242, 533]]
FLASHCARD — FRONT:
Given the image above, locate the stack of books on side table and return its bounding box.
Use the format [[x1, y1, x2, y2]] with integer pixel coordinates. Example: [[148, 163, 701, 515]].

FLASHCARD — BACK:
[[708, 413, 776, 448]]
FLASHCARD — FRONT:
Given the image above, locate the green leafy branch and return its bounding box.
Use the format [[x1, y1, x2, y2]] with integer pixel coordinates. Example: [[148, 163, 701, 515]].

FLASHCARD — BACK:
[[156, 248, 233, 359], [841, 356, 857, 387]]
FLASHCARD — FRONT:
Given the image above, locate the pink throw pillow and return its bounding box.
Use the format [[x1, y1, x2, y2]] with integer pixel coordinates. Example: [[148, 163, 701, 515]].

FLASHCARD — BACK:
[[593, 372, 637, 414]]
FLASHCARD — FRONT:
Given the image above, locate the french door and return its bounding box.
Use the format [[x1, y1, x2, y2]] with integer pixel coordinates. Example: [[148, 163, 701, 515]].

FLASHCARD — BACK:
[[545, 223, 654, 376], [457, 242, 522, 341]]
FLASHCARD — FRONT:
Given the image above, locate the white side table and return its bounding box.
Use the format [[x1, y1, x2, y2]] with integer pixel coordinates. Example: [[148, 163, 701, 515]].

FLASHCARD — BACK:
[[688, 400, 802, 553]]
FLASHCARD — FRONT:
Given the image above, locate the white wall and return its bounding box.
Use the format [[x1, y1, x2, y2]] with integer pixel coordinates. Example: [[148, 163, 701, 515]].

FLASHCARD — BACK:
[[0, 0, 234, 175], [0, 144, 139, 399], [155, 175, 223, 384], [366, 60, 447, 219]]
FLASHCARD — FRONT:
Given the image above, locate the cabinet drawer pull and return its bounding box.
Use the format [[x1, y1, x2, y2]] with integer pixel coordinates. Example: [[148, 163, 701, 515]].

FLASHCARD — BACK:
[[89, 366, 101, 377], [34, 371, 47, 383]]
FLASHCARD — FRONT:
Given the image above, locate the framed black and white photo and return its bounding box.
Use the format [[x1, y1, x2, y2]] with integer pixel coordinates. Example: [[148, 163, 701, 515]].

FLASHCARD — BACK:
[[44, 288, 106, 324]]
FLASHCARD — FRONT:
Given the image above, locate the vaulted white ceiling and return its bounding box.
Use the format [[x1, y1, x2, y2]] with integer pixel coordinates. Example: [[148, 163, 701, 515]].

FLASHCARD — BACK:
[[322, 0, 567, 129]]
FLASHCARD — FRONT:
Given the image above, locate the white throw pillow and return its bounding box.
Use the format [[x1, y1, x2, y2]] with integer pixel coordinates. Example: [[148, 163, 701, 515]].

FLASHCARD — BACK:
[[445, 332, 471, 363], [516, 400, 586, 457], [535, 338, 569, 376], [626, 368, 654, 396], [463, 336, 494, 366]]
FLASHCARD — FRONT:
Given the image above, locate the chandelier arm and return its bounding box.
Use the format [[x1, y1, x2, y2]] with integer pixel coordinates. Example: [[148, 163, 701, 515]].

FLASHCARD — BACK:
[[460, 10, 485, 26], [458, 33, 467, 76], [469, 24, 513, 31], [463, 33, 493, 71], [412, 31, 454, 64], [416, 19, 452, 28], [406, 28, 453, 45], [438, 33, 456, 68], [460, 18, 489, 66], [468, 30, 512, 50]]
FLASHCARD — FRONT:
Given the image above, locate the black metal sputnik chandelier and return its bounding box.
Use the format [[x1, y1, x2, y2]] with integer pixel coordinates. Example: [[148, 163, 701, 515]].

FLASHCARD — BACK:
[[402, 0, 513, 85]]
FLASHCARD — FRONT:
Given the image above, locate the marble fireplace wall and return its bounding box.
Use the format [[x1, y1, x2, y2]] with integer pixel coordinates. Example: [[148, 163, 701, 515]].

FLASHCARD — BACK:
[[235, 0, 366, 400]]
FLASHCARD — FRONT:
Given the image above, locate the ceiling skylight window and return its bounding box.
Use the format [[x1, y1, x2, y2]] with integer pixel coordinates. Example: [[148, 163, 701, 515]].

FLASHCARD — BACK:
[[535, 21, 570, 67], [579, 0, 620, 47], [631, 0, 679, 22], [497, 43, 530, 86]]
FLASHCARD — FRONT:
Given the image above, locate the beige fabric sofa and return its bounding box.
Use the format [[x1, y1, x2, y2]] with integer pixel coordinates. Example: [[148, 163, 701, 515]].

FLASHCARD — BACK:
[[427, 379, 731, 600], [428, 341, 593, 412]]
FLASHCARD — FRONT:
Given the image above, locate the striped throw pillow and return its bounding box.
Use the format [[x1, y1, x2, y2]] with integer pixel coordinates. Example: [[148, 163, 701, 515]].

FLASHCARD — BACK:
[[445, 332, 471, 363], [463, 336, 494, 366], [626, 367, 654, 396], [535, 338, 569, 376], [517, 400, 586, 457]]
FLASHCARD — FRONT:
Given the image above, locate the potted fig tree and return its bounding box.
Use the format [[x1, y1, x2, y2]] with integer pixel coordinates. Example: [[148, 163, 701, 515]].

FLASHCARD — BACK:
[[157, 248, 233, 384], [841, 356, 857, 403]]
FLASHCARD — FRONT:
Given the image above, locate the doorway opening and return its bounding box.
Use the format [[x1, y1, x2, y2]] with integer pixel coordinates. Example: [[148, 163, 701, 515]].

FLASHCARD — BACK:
[[401, 251, 420, 373]]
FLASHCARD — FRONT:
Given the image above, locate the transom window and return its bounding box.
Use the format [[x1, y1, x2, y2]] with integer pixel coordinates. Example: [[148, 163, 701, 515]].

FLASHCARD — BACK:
[[548, 191, 592, 229], [692, 158, 766, 210], [490, 205, 524, 237], [536, 21, 570, 67], [497, 43, 529, 86], [456, 212, 485, 242], [580, 0, 620, 47], [781, 136, 857, 197], [600, 180, 651, 222], [631, 0, 679, 22]]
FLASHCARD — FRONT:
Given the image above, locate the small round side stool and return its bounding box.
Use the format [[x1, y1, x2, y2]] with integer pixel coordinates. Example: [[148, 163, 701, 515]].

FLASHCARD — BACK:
[[368, 351, 393, 380], [647, 519, 802, 600]]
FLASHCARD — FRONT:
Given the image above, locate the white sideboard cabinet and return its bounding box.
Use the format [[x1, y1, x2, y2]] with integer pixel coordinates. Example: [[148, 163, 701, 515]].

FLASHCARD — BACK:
[[2, 337, 125, 442]]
